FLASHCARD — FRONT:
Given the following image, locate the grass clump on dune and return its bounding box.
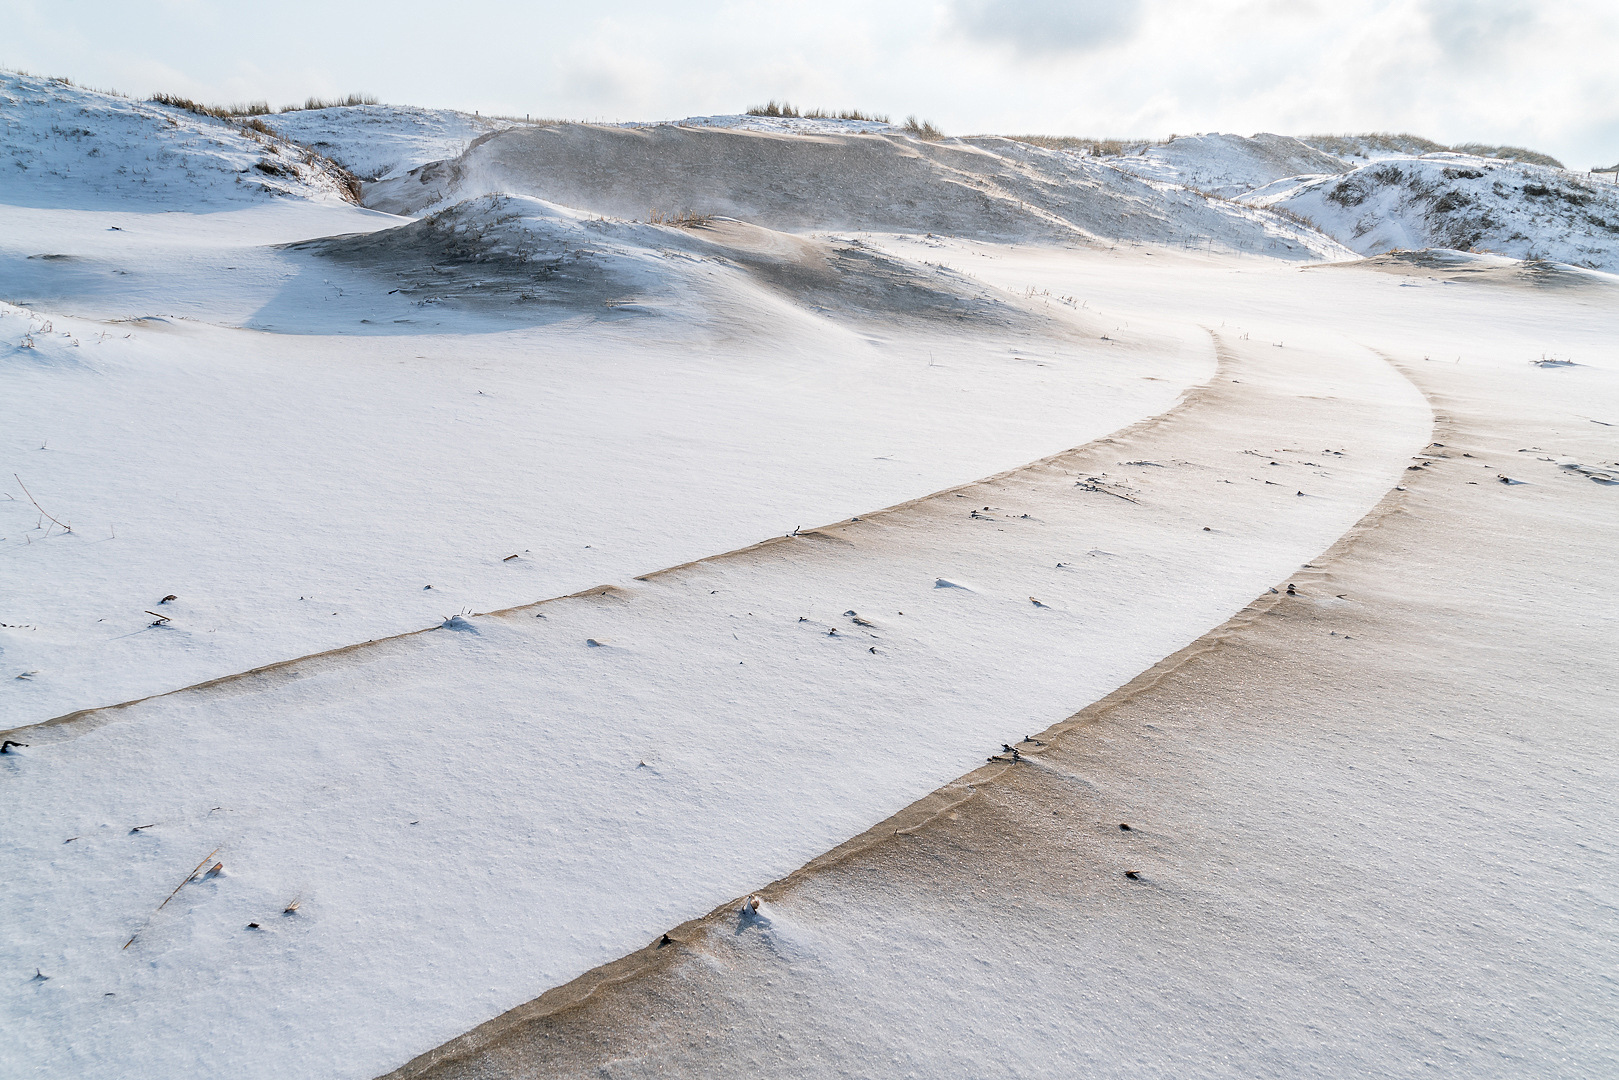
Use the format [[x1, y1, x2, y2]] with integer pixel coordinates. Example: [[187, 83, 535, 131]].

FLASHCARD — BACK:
[[903, 115, 943, 140], [150, 91, 381, 118], [282, 93, 380, 112], [149, 92, 273, 119], [747, 99, 801, 117], [746, 101, 890, 123]]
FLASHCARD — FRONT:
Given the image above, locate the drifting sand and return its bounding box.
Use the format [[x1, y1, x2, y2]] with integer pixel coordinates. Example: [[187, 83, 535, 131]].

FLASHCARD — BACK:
[[383, 354, 1618, 1078], [362, 122, 1343, 258]]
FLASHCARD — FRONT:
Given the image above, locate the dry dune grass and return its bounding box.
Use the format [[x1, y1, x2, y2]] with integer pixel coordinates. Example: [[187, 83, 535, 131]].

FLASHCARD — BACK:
[[148, 91, 379, 119], [746, 100, 890, 122]]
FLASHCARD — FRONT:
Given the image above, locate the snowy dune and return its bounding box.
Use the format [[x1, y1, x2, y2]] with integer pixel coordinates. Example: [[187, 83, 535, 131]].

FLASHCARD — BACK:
[[1106, 130, 1350, 197], [0, 72, 356, 210], [411, 341, 1618, 1080], [3, 325, 1431, 1080], [265, 104, 505, 182], [1248, 155, 1619, 271], [3, 70, 1617, 1080], [364, 121, 1346, 257]]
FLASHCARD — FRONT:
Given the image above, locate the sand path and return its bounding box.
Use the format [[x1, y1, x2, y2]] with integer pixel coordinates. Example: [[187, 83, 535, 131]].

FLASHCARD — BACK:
[[382, 353, 1618, 1078]]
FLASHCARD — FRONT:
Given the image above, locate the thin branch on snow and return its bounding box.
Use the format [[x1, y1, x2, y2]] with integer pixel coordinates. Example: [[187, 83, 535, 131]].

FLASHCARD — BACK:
[[14, 473, 70, 533]]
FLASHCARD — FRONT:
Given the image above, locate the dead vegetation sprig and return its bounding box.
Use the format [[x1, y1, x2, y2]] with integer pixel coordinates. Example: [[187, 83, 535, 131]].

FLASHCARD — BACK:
[[123, 847, 222, 950], [13, 474, 69, 534], [903, 115, 944, 140]]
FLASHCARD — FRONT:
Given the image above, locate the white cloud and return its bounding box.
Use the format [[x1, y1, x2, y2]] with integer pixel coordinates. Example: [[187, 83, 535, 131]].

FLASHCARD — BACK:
[[948, 0, 1144, 55]]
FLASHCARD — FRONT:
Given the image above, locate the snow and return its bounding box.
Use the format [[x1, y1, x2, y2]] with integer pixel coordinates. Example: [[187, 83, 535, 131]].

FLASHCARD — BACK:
[[625, 112, 896, 137], [2, 318, 1432, 1080], [2, 157, 1242, 724], [1104, 131, 1349, 197], [4, 65, 1617, 1080], [0, 71, 355, 209], [266, 104, 507, 181], [443, 325, 1619, 1080], [362, 121, 1351, 258], [1246, 154, 1619, 271]]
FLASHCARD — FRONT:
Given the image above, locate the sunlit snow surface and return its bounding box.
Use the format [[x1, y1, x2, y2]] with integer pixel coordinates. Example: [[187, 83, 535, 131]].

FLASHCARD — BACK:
[[3, 70, 1618, 1080]]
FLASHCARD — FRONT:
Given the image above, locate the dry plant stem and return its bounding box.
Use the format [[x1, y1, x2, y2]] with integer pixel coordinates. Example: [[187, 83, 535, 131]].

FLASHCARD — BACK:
[[14, 473, 69, 533], [123, 846, 222, 949]]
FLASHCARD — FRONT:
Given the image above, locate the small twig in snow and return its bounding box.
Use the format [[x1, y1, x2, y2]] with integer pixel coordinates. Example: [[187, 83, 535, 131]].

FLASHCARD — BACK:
[[14, 474, 69, 533], [124, 846, 222, 949]]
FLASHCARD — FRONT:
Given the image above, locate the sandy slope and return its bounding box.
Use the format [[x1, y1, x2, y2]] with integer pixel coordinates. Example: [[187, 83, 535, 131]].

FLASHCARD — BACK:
[[0, 326, 1427, 1080], [362, 123, 1344, 257], [382, 295, 1619, 1080]]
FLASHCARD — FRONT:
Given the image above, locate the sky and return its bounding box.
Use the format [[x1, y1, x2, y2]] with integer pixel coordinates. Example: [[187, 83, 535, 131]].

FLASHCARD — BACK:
[[4, 0, 1617, 168]]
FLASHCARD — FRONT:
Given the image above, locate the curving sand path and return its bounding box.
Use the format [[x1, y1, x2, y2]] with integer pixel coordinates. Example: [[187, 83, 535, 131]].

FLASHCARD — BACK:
[[1, 330, 1430, 1080], [379, 352, 1619, 1080]]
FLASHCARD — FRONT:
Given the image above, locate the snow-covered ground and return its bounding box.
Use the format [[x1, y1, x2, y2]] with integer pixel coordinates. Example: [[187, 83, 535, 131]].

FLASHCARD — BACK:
[[0, 72, 356, 209], [1247, 154, 1619, 270], [3, 68, 1617, 1080], [624, 112, 895, 137], [441, 330, 1617, 1080], [3, 310, 1433, 1080], [1104, 131, 1349, 197], [363, 121, 1348, 257], [1, 176, 1219, 724], [266, 104, 506, 181]]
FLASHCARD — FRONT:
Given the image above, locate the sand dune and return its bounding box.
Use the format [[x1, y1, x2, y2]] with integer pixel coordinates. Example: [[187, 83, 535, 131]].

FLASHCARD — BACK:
[[363, 123, 1344, 258], [1, 328, 1428, 1080], [5, 65, 1617, 1080], [297, 193, 1052, 328], [382, 317, 1619, 1080]]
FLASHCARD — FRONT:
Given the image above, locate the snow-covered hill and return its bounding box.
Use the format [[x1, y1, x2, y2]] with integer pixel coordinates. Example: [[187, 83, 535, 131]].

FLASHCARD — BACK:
[[1246, 154, 1619, 271], [296, 192, 1045, 328], [1105, 131, 1350, 198], [267, 104, 506, 181], [364, 122, 1346, 258], [1302, 132, 1564, 168], [0, 72, 357, 209]]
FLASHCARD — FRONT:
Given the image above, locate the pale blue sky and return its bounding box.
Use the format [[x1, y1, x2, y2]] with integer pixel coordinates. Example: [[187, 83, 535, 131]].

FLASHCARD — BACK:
[[5, 0, 1616, 168]]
